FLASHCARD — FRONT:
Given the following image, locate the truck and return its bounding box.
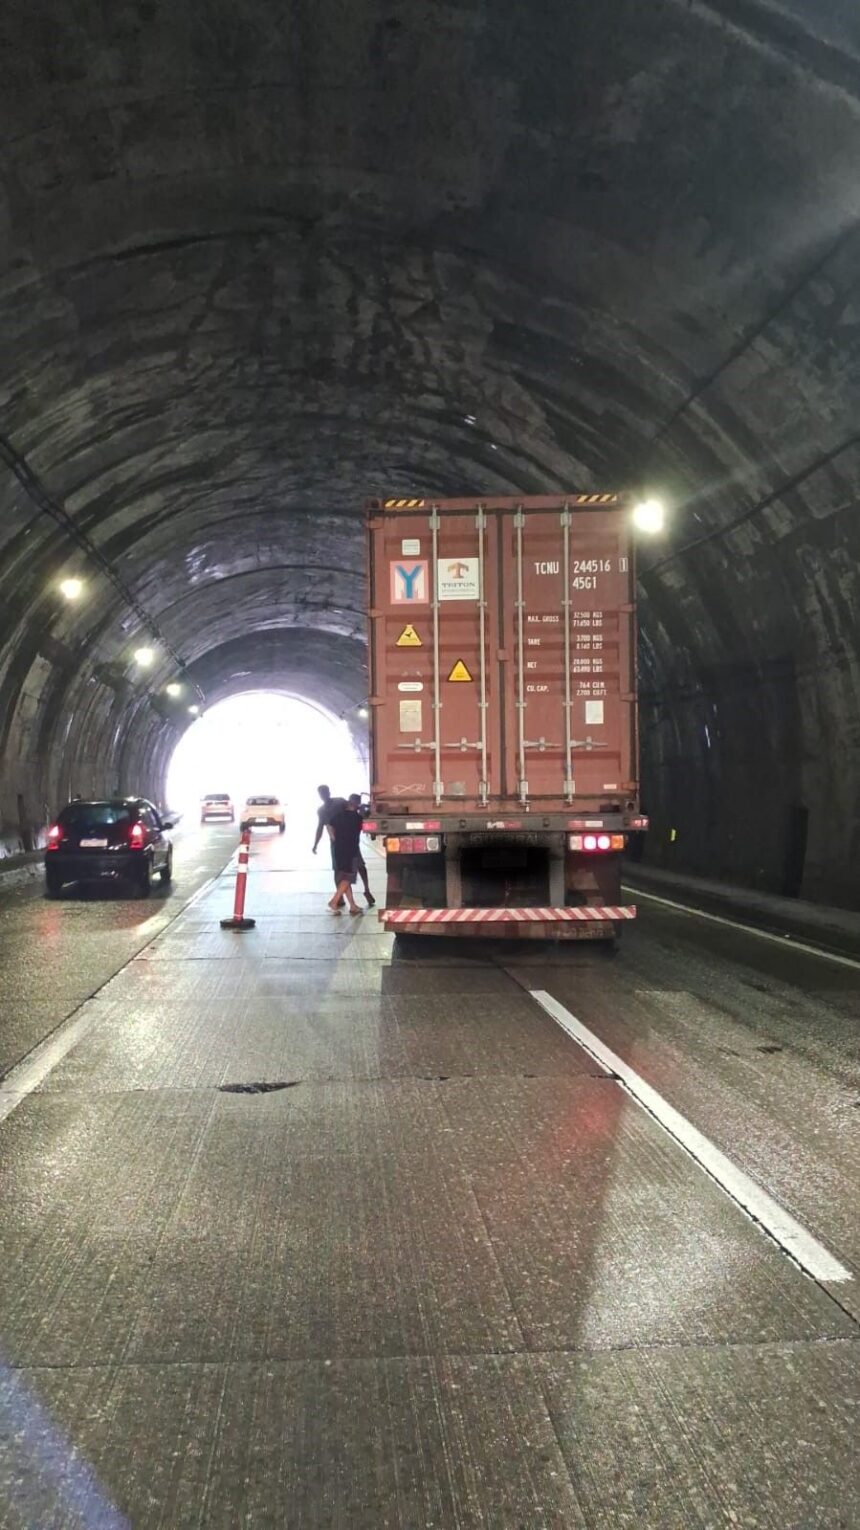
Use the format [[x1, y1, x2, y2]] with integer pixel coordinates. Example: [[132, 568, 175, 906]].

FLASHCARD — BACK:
[[363, 494, 648, 940]]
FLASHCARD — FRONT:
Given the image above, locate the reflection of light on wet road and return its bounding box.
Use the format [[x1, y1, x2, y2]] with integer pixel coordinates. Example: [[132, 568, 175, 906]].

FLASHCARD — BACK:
[[0, 1357, 129, 1527]]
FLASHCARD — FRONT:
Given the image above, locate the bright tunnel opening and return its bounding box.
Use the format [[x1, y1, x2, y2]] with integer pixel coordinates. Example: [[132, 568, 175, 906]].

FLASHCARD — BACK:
[[165, 692, 367, 827]]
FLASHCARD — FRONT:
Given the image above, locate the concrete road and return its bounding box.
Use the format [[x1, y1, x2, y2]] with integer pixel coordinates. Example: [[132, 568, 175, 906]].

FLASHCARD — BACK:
[[0, 830, 857, 1528]]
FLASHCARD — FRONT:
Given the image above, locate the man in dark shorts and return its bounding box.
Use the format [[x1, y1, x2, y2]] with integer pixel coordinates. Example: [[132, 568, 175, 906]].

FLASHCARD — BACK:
[[327, 795, 364, 915], [314, 785, 374, 907]]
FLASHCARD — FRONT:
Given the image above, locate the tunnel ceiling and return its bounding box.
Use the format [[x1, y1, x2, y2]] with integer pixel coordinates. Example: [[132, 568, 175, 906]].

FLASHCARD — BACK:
[[2, 0, 860, 897]]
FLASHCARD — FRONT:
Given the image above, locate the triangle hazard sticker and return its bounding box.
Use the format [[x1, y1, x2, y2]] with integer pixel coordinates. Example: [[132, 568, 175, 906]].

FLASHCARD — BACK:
[[396, 624, 422, 647], [447, 659, 473, 682]]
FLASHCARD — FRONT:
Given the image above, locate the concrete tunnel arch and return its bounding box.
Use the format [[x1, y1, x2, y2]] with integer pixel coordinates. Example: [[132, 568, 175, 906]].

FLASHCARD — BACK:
[[1, 0, 860, 902]]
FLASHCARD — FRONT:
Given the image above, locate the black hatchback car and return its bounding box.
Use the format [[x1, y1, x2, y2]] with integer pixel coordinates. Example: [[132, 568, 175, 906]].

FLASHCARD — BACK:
[[45, 798, 175, 898]]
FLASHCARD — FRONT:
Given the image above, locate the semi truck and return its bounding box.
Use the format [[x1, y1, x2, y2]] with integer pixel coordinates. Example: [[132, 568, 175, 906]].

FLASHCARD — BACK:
[[363, 494, 648, 941]]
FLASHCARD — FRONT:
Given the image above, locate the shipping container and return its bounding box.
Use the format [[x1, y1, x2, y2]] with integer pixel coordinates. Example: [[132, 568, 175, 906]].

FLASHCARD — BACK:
[[365, 496, 648, 939]]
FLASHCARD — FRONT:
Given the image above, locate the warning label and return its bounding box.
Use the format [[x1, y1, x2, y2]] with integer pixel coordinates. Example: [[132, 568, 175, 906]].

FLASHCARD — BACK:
[[396, 624, 422, 647], [447, 660, 473, 682]]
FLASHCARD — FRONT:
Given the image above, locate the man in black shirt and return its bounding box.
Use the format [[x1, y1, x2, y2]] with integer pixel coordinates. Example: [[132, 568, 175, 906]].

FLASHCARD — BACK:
[[327, 795, 364, 914]]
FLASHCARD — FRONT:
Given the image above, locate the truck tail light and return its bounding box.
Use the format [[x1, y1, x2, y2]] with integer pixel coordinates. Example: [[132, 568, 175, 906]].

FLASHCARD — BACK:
[[569, 833, 625, 853], [385, 835, 441, 855]]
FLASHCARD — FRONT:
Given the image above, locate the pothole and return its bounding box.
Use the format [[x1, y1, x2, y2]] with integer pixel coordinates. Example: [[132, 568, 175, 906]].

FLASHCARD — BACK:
[[218, 1081, 300, 1094]]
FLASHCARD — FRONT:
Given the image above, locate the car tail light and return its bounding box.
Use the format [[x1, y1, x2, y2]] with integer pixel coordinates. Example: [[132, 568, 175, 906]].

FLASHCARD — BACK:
[[46, 824, 63, 849], [129, 822, 146, 848], [569, 833, 626, 853]]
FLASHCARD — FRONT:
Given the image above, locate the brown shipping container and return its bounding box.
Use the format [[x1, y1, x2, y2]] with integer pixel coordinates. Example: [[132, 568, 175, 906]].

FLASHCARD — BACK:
[[367, 496, 639, 819]]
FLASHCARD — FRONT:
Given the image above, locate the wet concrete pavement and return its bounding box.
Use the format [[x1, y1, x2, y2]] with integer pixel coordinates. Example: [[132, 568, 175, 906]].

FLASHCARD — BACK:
[[0, 830, 858, 1527]]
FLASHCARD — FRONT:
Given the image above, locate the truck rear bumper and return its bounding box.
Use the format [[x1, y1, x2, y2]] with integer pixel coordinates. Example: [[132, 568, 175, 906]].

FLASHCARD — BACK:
[[380, 905, 636, 938]]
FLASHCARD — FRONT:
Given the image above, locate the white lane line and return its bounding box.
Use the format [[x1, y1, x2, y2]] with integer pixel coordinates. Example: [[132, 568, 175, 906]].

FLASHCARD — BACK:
[[530, 988, 853, 1285], [0, 853, 236, 1127], [0, 1009, 109, 1123], [625, 883, 860, 973]]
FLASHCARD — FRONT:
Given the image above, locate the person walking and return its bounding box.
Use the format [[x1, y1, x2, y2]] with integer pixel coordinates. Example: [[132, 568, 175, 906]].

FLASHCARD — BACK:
[[313, 784, 346, 902], [353, 794, 375, 907], [327, 795, 364, 915]]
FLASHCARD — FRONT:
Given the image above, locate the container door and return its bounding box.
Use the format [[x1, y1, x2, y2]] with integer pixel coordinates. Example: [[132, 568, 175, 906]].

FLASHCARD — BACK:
[[370, 507, 502, 808], [499, 507, 635, 806]]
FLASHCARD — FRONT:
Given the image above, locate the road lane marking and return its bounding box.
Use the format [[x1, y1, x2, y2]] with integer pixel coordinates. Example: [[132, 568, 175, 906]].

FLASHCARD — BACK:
[[0, 853, 235, 1126], [530, 988, 853, 1285], [0, 1010, 109, 1123], [625, 883, 860, 973]]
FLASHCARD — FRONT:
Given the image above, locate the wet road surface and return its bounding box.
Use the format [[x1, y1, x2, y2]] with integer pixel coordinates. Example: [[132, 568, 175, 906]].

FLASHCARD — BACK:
[[0, 829, 858, 1527]]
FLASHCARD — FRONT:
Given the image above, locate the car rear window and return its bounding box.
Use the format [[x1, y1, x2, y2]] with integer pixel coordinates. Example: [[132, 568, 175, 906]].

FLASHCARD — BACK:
[[59, 803, 134, 827], [204, 795, 230, 802], [248, 797, 278, 805]]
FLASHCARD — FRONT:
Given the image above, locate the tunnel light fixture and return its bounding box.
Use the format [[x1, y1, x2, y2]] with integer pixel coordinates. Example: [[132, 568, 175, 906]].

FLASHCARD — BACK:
[[463, 415, 477, 425], [59, 577, 84, 601], [357, 706, 369, 719], [133, 646, 155, 669], [165, 682, 182, 698], [188, 704, 200, 716], [632, 498, 665, 534]]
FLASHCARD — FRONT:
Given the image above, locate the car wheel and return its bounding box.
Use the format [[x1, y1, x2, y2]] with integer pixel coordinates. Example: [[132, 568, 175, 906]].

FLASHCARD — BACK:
[[240, 822, 249, 834], [136, 857, 153, 897], [159, 849, 173, 885], [45, 870, 63, 899], [278, 822, 285, 834]]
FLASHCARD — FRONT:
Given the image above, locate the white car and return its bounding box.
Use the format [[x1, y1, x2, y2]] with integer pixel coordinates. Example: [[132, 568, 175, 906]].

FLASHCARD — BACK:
[[240, 795, 285, 833], [201, 793, 234, 823]]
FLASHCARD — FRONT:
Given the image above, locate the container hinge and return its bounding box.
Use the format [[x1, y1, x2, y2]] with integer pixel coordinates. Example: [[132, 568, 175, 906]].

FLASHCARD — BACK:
[[571, 736, 596, 752], [446, 737, 482, 752], [523, 737, 553, 752]]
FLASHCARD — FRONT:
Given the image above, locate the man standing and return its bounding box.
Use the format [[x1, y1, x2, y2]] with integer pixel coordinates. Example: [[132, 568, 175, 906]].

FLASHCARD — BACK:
[[327, 795, 364, 915], [312, 784, 344, 895]]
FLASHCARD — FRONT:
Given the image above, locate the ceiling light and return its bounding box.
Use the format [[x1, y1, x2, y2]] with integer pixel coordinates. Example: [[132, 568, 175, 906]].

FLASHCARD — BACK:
[[133, 647, 155, 668], [59, 577, 84, 601], [463, 415, 477, 425], [188, 704, 200, 716], [632, 499, 665, 534], [357, 706, 369, 719], [166, 683, 182, 698]]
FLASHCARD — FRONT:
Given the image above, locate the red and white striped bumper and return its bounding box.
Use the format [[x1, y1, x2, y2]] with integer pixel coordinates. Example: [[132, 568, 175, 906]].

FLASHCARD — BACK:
[[380, 905, 636, 925]]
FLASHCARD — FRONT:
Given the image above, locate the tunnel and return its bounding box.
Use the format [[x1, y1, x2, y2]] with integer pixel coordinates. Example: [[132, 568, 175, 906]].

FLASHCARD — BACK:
[[2, 7, 860, 1527], [2, 0, 860, 901]]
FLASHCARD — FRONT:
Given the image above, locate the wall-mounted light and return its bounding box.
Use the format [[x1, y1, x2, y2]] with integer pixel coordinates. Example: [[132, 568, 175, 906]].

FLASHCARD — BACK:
[[133, 646, 155, 668], [59, 577, 84, 601], [165, 683, 182, 698], [632, 499, 665, 534]]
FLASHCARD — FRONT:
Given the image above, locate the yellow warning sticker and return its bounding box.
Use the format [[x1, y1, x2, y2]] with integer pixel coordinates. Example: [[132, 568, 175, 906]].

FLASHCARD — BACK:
[[447, 659, 473, 682], [396, 624, 422, 648]]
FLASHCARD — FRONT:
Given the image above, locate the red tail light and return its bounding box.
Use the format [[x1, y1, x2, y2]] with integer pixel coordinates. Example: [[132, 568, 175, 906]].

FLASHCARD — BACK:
[[46, 824, 63, 849], [569, 833, 626, 853], [129, 822, 146, 848]]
